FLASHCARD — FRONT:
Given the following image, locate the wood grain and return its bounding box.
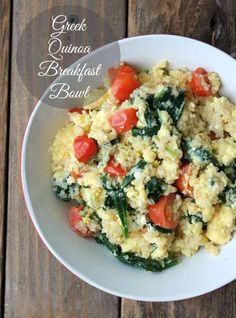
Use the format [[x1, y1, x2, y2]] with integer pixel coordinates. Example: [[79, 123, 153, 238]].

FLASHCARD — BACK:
[[3, 0, 236, 317], [4, 0, 126, 317], [122, 0, 236, 317], [121, 282, 236, 318], [128, 0, 236, 54], [0, 0, 11, 315]]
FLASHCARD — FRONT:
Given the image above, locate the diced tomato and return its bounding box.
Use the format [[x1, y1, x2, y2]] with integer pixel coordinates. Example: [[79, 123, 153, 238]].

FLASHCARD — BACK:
[[71, 170, 81, 181], [190, 68, 212, 97], [209, 130, 230, 140], [104, 157, 126, 176], [175, 163, 194, 197], [111, 64, 140, 102], [71, 167, 89, 181], [208, 131, 219, 141], [69, 206, 94, 237], [147, 194, 179, 229], [73, 135, 98, 163], [118, 65, 137, 75], [141, 226, 148, 233], [108, 65, 137, 84], [69, 107, 84, 113], [108, 67, 119, 85], [110, 108, 138, 133]]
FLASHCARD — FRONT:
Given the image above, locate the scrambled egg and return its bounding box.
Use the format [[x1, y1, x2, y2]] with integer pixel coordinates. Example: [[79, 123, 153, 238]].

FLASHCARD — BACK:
[[50, 61, 236, 267]]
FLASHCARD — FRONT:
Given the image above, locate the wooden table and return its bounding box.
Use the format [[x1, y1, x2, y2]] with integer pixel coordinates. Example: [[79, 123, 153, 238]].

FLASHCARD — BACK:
[[1, 0, 236, 317]]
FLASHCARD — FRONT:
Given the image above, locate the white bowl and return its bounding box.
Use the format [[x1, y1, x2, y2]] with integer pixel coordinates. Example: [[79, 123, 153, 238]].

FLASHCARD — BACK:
[[21, 34, 236, 301]]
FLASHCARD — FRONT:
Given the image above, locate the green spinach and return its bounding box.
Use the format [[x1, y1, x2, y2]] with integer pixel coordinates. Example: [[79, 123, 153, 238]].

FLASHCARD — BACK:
[[132, 86, 185, 138], [186, 212, 207, 230], [181, 138, 220, 168], [145, 176, 166, 202], [223, 160, 236, 182], [96, 233, 178, 272], [153, 86, 185, 125], [52, 177, 79, 202], [132, 94, 160, 137], [132, 126, 159, 137], [122, 159, 146, 188], [219, 183, 236, 207], [102, 160, 146, 238], [101, 176, 128, 238], [89, 212, 102, 225], [147, 222, 173, 234], [110, 137, 120, 145]]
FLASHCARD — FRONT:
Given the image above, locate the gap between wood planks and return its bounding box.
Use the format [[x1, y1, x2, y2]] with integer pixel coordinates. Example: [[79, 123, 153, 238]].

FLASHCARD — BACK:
[[0, 0, 13, 317]]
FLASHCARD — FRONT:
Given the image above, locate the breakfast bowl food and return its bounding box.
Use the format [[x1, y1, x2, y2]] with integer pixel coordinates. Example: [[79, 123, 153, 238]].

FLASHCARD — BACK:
[[22, 35, 236, 301]]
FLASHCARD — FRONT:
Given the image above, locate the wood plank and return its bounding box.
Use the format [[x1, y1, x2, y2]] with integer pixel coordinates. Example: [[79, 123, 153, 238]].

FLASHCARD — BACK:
[[5, 1, 126, 317], [121, 282, 236, 318], [128, 0, 216, 40], [128, 0, 236, 54], [122, 0, 236, 317], [0, 0, 11, 315]]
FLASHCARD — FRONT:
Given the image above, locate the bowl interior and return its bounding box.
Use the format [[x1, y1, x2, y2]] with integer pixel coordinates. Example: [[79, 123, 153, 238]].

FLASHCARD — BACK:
[[22, 35, 236, 301]]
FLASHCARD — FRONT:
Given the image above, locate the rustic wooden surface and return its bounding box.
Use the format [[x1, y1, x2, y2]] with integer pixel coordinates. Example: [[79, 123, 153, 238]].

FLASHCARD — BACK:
[[4, 1, 125, 318], [0, 0, 11, 313], [0, 0, 235, 317]]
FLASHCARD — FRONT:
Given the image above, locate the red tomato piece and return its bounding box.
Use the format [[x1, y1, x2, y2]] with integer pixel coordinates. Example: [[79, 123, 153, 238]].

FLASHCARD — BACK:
[[69, 206, 94, 237], [111, 65, 140, 102], [190, 67, 212, 97], [108, 67, 119, 85], [71, 170, 81, 181], [104, 157, 126, 176], [110, 108, 138, 133], [118, 65, 137, 75], [175, 163, 194, 197], [148, 194, 179, 229], [73, 135, 98, 163], [108, 65, 137, 84], [208, 131, 219, 141], [209, 130, 230, 140], [69, 107, 84, 113], [71, 167, 89, 181]]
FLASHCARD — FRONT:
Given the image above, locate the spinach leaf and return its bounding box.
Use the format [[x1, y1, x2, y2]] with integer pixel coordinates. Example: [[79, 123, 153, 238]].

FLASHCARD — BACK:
[[132, 94, 161, 137], [104, 194, 115, 209], [147, 222, 173, 234], [110, 137, 120, 145], [89, 212, 102, 225], [219, 183, 236, 207], [122, 159, 146, 188], [132, 86, 185, 137], [186, 212, 207, 230], [145, 176, 166, 202], [153, 86, 185, 125], [130, 96, 135, 104], [102, 160, 146, 238], [111, 188, 128, 237], [181, 138, 220, 168], [150, 243, 158, 254], [132, 126, 159, 137], [52, 177, 79, 202], [210, 177, 216, 186], [101, 176, 128, 238], [127, 205, 136, 216], [144, 94, 158, 126], [223, 160, 236, 182], [96, 233, 178, 272]]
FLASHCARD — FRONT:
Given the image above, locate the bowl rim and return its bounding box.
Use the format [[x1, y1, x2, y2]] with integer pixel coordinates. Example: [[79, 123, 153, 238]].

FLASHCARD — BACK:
[[21, 34, 236, 301]]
